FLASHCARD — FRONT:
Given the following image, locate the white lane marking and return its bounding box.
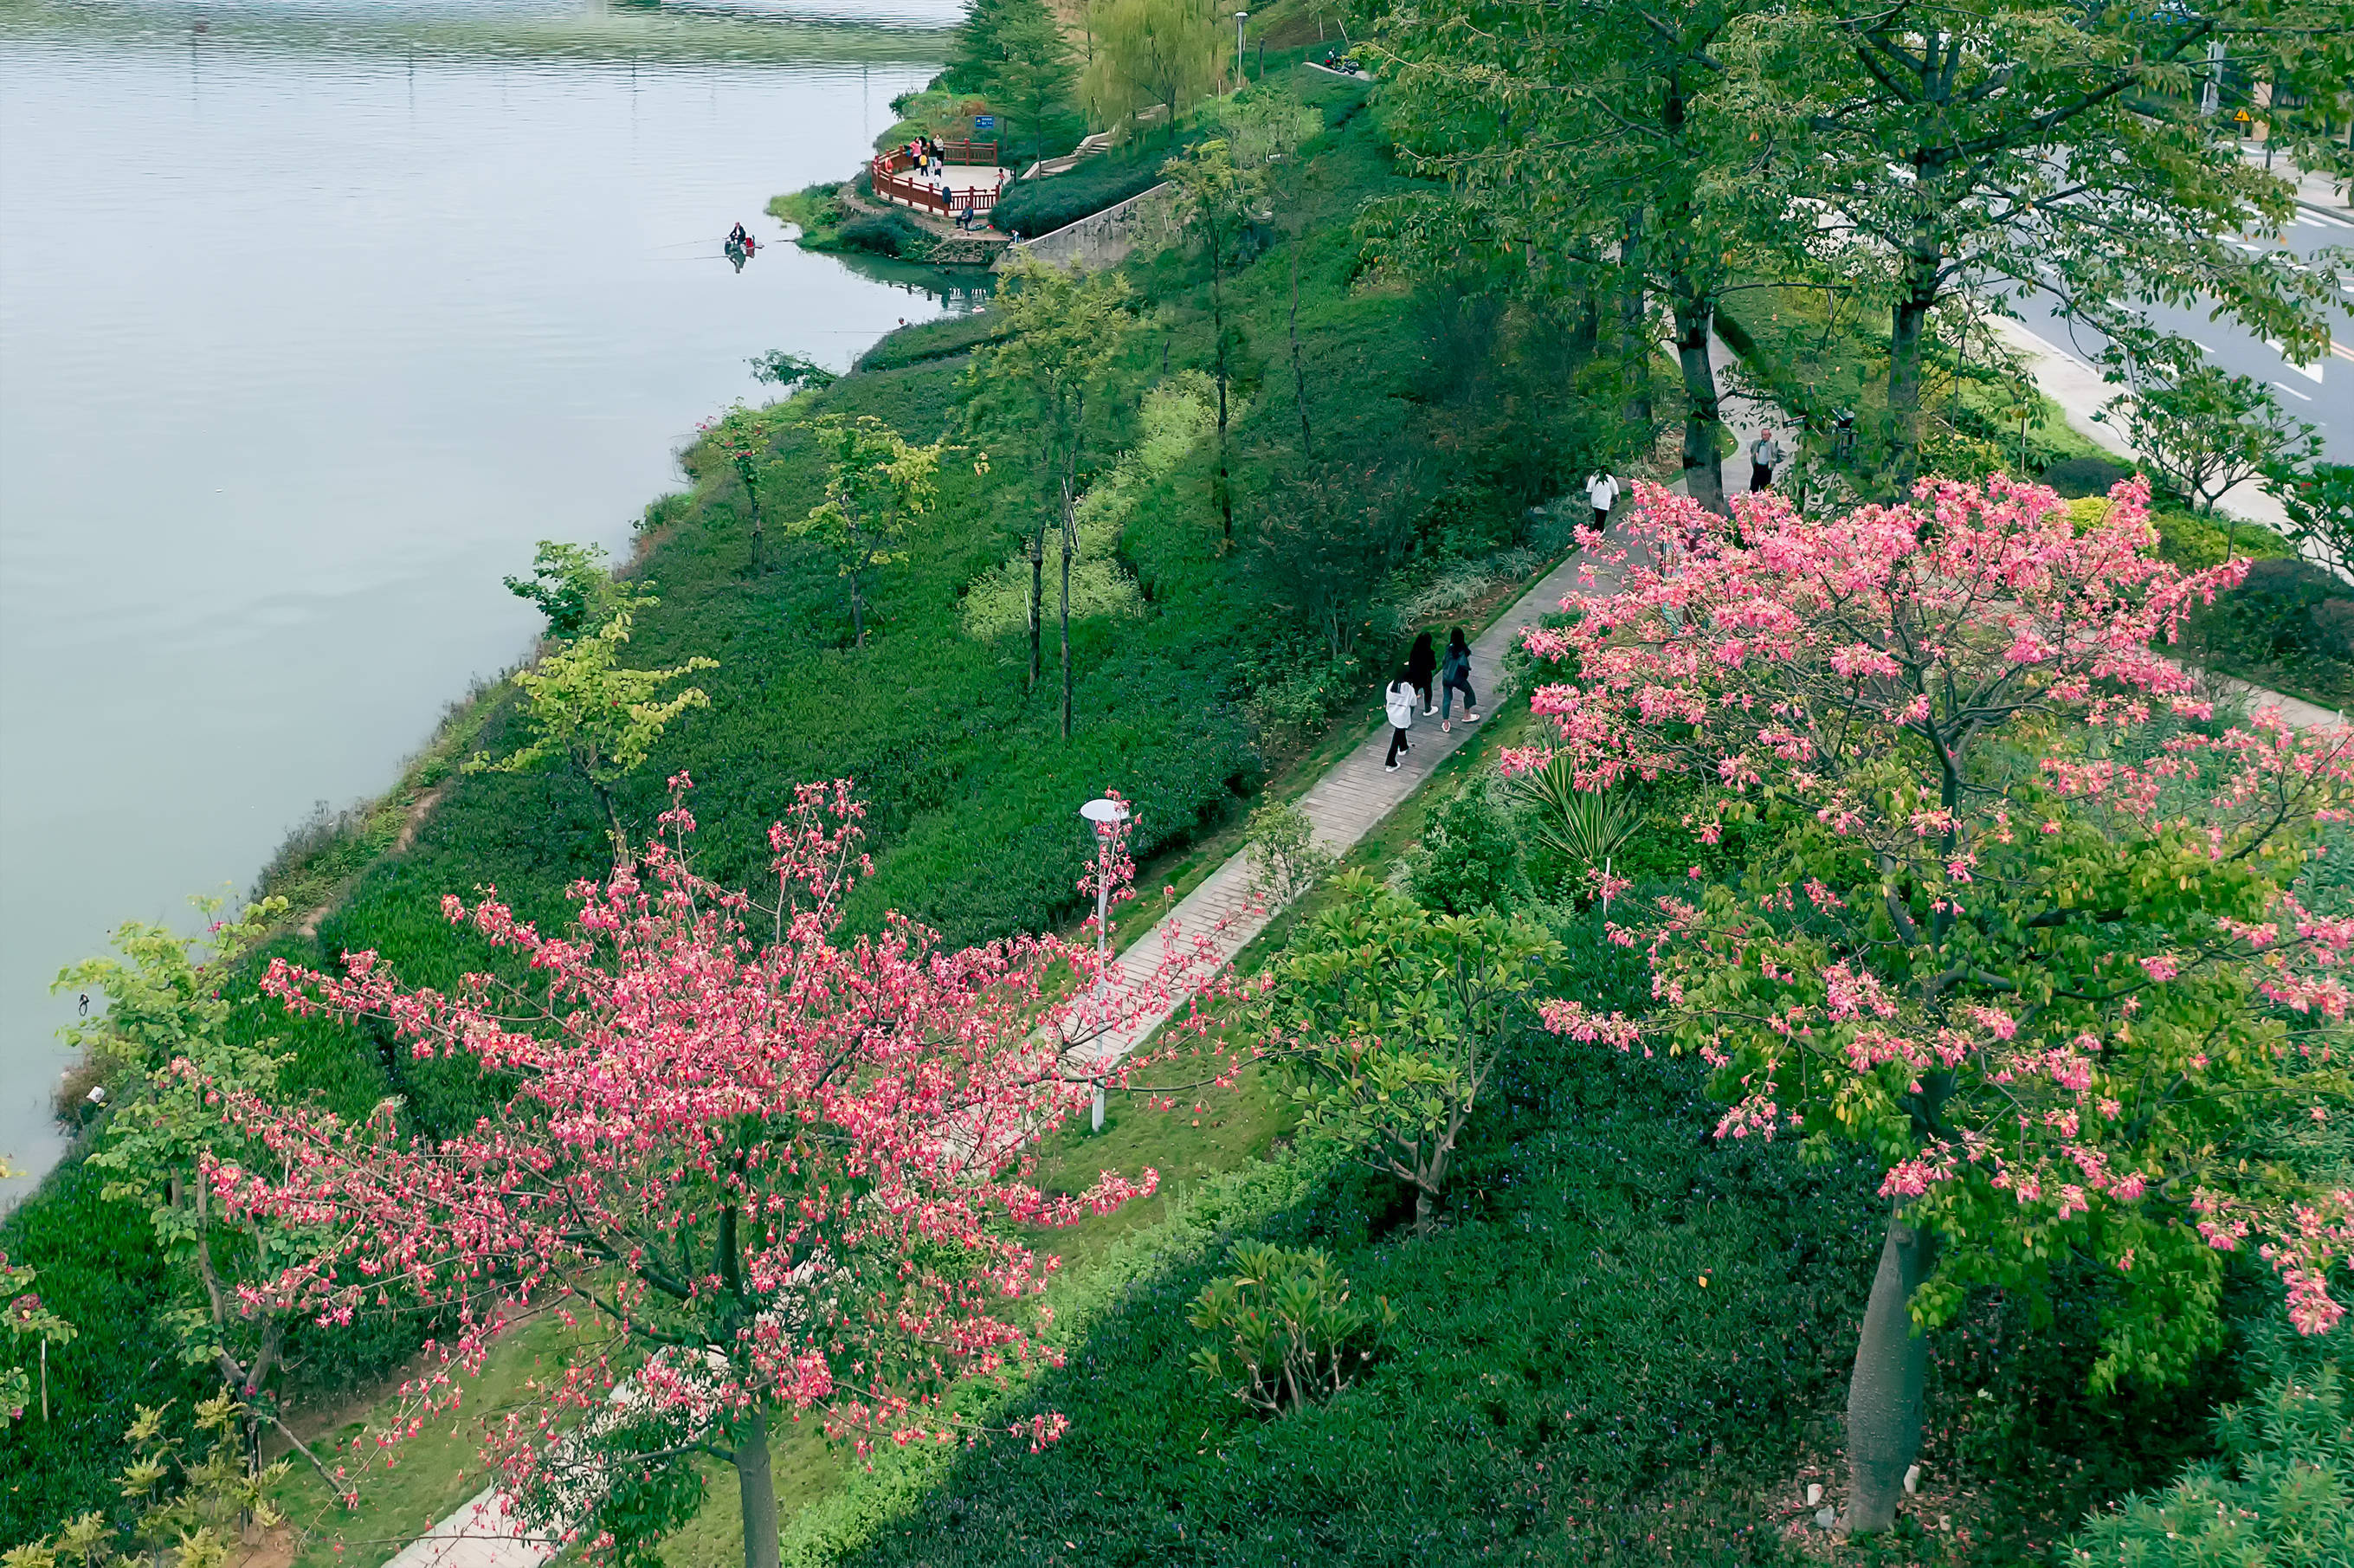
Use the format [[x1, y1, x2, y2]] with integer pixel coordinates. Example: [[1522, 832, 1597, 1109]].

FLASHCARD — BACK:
[[2302, 210, 2353, 230], [2275, 380, 2314, 401], [2262, 339, 2325, 382], [2192, 339, 2218, 353], [2331, 340, 2354, 365]]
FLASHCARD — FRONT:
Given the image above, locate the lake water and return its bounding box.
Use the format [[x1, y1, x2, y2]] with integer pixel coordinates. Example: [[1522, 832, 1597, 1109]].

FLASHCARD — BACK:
[[0, 0, 965, 1197]]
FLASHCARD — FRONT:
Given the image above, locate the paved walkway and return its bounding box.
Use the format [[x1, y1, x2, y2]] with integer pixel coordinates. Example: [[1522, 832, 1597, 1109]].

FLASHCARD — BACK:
[[1085, 548, 1601, 1064], [368, 545, 1603, 1567]]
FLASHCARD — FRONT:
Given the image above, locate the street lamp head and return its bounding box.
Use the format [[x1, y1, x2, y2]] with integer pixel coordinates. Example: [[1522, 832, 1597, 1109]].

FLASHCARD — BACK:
[[1080, 797, 1130, 825]]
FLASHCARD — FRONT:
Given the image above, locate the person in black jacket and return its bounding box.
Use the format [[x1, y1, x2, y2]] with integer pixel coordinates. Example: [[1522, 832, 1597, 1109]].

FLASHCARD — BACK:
[[1440, 628, 1479, 732], [1405, 630, 1438, 718]]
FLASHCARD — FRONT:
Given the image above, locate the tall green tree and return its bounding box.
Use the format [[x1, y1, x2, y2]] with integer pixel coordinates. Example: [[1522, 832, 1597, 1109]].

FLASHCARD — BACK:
[[700, 405, 788, 576], [1762, 0, 2352, 490], [2101, 337, 2321, 535], [49, 900, 340, 1487], [941, 0, 1080, 165], [1081, 0, 1228, 139], [963, 256, 1133, 736], [503, 540, 655, 642], [1375, 0, 1792, 513], [465, 610, 716, 849], [1164, 138, 1265, 543], [792, 413, 945, 649], [1255, 871, 1560, 1236]]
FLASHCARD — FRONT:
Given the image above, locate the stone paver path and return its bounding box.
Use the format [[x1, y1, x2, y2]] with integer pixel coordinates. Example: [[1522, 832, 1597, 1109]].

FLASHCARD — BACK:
[[1085, 548, 1602, 1065]]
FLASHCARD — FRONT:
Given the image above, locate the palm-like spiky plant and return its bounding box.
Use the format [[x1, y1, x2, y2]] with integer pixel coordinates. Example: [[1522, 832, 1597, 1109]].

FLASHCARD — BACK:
[[1511, 752, 1640, 876]]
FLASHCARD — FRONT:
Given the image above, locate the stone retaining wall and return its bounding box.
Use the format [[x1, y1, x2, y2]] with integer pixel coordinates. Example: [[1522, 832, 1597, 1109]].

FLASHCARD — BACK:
[[1000, 182, 1177, 272]]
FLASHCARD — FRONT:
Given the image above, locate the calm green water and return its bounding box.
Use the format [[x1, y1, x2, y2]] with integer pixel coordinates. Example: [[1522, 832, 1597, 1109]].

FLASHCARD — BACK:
[[0, 0, 967, 1197]]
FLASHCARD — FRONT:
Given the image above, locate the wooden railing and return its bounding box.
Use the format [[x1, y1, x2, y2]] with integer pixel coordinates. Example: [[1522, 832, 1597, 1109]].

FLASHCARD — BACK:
[[870, 153, 1010, 218], [876, 139, 998, 171]]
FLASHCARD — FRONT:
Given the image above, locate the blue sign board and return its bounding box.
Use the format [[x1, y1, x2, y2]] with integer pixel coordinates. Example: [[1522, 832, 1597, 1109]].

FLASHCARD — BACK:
[[973, 115, 996, 129]]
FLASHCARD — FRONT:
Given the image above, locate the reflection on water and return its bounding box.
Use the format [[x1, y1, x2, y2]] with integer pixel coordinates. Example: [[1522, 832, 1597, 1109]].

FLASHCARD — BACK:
[[0, 0, 959, 1197]]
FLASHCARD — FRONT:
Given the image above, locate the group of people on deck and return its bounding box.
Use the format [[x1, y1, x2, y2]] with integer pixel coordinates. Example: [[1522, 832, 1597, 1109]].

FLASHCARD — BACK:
[[894, 136, 992, 231]]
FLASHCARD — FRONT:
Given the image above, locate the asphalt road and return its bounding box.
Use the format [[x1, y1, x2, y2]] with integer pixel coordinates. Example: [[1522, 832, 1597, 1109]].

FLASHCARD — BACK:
[[2012, 202, 2354, 461]]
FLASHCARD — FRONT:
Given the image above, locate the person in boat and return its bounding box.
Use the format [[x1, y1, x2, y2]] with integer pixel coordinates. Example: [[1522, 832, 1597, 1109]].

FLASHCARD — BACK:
[[726, 222, 748, 248]]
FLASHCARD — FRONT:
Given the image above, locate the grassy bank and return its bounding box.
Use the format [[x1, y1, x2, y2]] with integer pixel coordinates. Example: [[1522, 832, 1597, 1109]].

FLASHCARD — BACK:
[[1, 57, 1612, 1545]]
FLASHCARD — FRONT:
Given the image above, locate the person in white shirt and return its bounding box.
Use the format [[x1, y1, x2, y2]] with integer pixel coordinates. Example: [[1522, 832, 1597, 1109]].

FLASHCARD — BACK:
[[1748, 431, 1785, 493], [1585, 470, 1621, 531], [1383, 669, 1417, 771]]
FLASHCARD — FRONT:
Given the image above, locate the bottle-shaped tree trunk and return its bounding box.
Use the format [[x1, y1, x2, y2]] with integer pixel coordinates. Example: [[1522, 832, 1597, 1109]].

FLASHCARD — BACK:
[[732, 1408, 780, 1568], [1843, 1208, 1938, 1532], [1887, 242, 1939, 497], [1617, 205, 1653, 433]]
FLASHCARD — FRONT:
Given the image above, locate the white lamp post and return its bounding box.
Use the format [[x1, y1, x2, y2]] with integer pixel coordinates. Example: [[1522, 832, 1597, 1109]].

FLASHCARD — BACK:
[[1234, 11, 1248, 87], [1078, 797, 1130, 1131]]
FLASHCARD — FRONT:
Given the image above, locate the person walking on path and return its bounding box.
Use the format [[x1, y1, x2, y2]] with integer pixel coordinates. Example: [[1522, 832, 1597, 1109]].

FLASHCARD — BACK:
[[1585, 469, 1621, 532], [1383, 668, 1418, 771], [1748, 429, 1785, 493], [1405, 630, 1439, 717], [1440, 627, 1480, 732]]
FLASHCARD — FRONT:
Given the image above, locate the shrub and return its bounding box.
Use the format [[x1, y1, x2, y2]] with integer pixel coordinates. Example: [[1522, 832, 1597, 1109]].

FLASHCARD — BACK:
[[2149, 507, 2298, 571], [1188, 1242, 1395, 1416], [1245, 801, 1334, 911], [835, 210, 930, 259], [2041, 454, 2137, 498], [852, 312, 1011, 373], [988, 147, 1181, 239], [1407, 784, 1524, 915], [2201, 557, 2351, 663], [638, 490, 690, 535], [1240, 661, 1355, 752], [1507, 752, 1639, 900], [2065, 1367, 2351, 1567]]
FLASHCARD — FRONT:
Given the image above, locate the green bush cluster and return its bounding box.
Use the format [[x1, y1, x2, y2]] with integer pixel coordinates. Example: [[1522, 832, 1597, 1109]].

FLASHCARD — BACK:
[[2188, 556, 2354, 706], [850, 310, 1009, 373], [834, 210, 932, 260], [987, 147, 1182, 240], [1187, 1242, 1394, 1416], [2066, 1369, 2350, 1566]]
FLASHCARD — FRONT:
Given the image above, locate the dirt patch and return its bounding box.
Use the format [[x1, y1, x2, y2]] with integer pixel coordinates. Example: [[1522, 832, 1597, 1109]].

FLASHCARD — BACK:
[[295, 781, 448, 939]]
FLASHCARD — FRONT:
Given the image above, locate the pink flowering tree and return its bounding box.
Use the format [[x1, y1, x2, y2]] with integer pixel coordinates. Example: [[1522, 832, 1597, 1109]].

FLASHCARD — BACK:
[[1525, 476, 2354, 1533], [197, 776, 1229, 1568]]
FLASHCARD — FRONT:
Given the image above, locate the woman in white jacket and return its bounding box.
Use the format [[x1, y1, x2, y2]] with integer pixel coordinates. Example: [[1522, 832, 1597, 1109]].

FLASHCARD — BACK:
[[1383, 668, 1417, 771]]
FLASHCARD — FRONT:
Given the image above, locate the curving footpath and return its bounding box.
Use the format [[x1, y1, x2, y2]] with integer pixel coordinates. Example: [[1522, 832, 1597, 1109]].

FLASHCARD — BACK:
[[367, 545, 1607, 1568], [371, 529, 2341, 1565]]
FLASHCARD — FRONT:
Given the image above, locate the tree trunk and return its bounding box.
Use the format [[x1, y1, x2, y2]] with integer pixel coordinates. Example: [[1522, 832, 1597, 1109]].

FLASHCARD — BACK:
[[1060, 502, 1074, 739], [733, 1410, 781, 1568], [849, 568, 866, 647], [592, 778, 624, 858], [1888, 255, 1938, 496], [1290, 245, 1312, 456], [1618, 206, 1653, 433], [1672, 295, 1727, 515], [1844, 1208, 1938, 1533], [1212, 262, 1233, 541], [1028, 529, 1044, 690], [740, 467, 765, 575]]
